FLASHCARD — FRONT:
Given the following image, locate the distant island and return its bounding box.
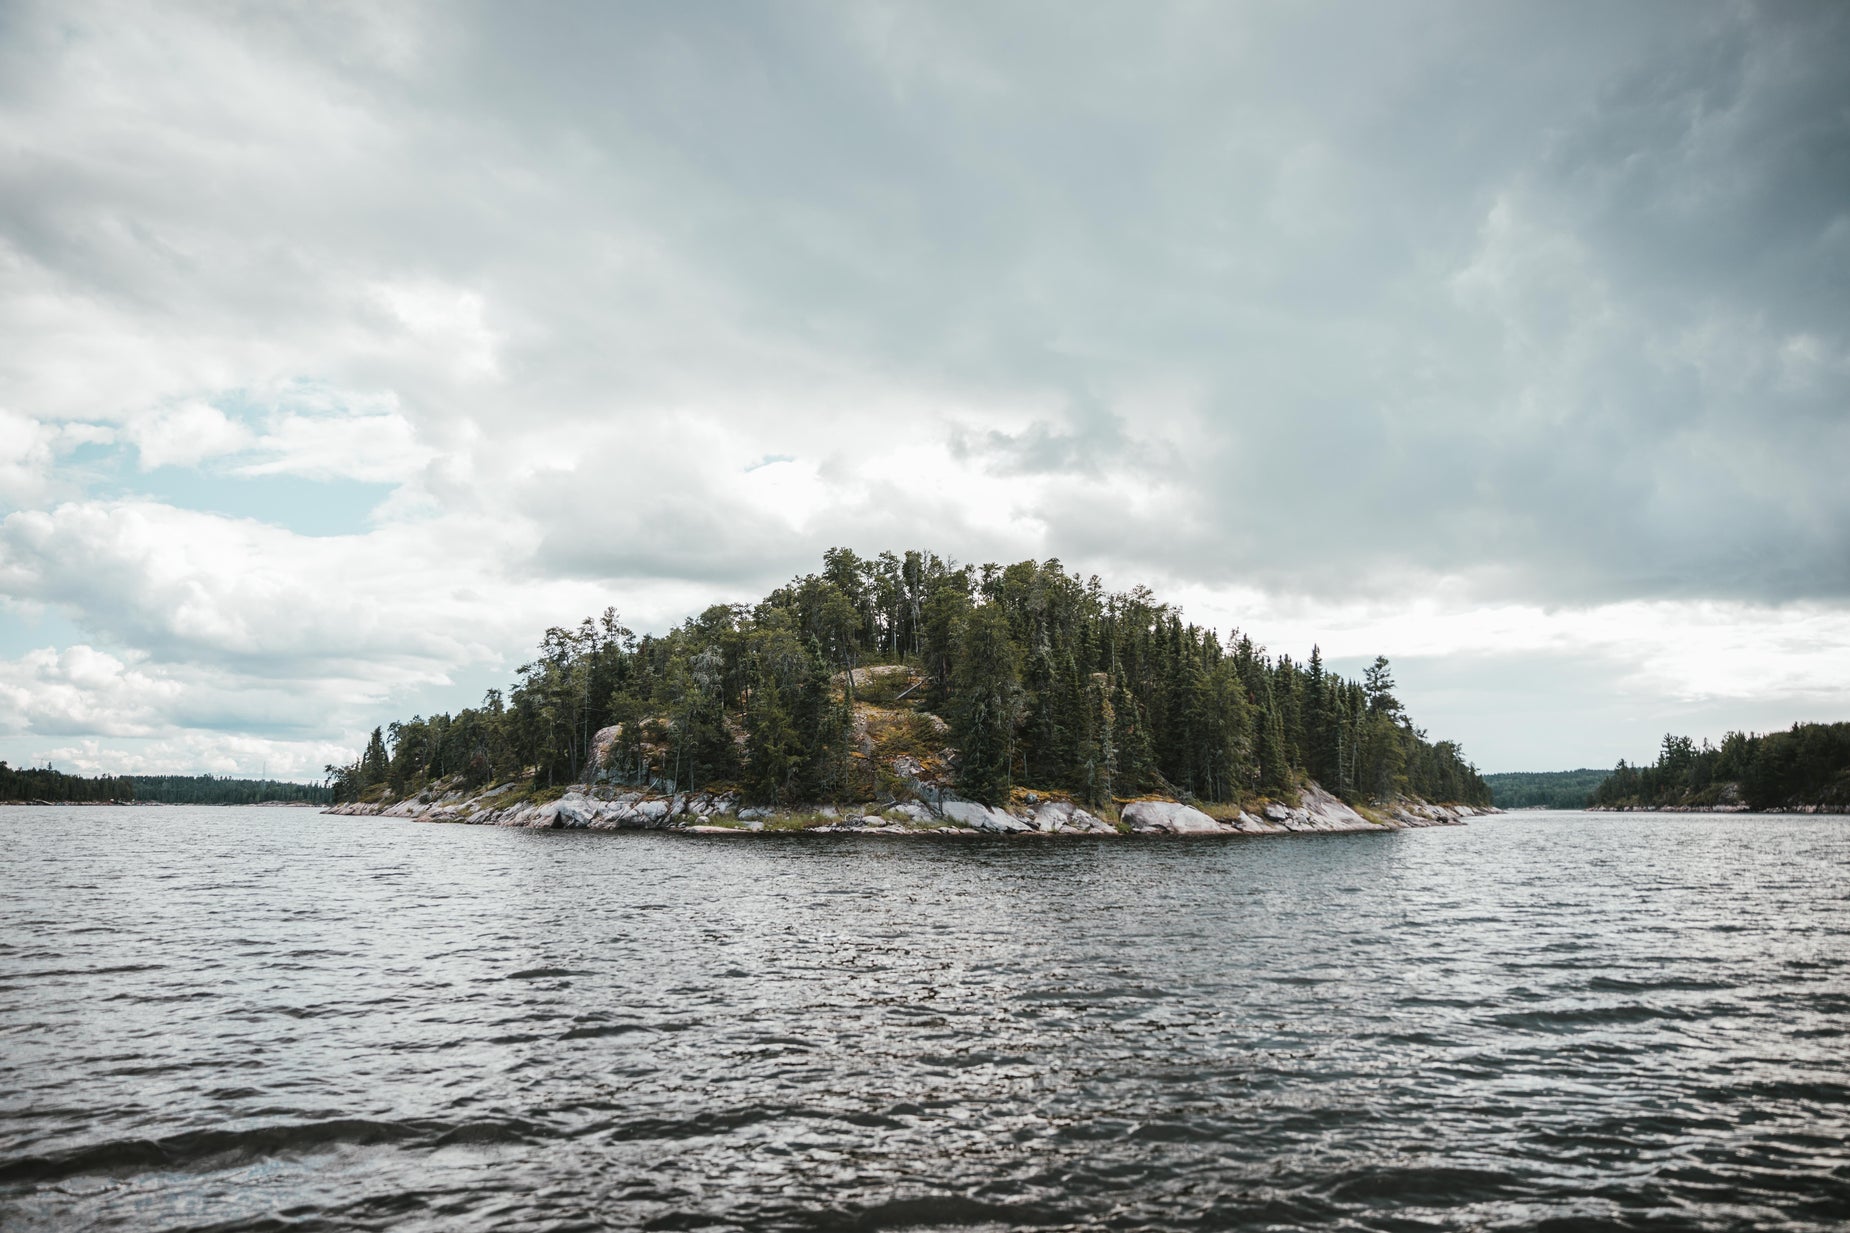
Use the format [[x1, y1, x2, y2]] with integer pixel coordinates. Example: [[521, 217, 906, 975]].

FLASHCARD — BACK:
[[1479, 727, 1850, 814], [1483, 768, 1611, 810], [324, 549, 1493, 836], [1588, 725, 1850, 813]]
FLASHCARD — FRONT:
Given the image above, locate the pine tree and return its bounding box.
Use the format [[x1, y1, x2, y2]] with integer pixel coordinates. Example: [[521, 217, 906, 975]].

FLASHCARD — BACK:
[[1304, 645, 1330, 784], [1254, 678, 1293, 798], [950, 605, 1022, 804], [1111, 676, 1159, 794], [743, 675, 800, 805], [360, 727, 389, 788], [1078, 671, 1116, 809]]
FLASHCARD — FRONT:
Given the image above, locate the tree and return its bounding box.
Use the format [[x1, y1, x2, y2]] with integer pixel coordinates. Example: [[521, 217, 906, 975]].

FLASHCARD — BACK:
[[1364, 655, 1400, 718], [1078, 671, 1116, 809], [950, 605, 1022, 804], [743, 673, 800, 805], [1254, 677, 1293, 798], [359, 727, 389, 789]]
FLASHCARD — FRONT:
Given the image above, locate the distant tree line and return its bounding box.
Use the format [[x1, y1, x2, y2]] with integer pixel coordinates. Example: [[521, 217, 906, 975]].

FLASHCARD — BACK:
[[329, 549, 1490, 810], [0, 762, 135, 802], [1591, 723, 1850, 811], [0, 764, 328, 804], [1482, 769, 1608, 810], [128, 775, 331, 805]]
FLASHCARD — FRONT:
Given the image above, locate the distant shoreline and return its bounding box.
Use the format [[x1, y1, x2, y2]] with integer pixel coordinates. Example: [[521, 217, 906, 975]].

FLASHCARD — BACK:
[[1587, 803, 1847, 815], [0, 799, 323, 807]]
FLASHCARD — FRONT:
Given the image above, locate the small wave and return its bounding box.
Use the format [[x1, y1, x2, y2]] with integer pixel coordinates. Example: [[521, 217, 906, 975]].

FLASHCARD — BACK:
[[0, 1116, 540, 1185], [11, 963, 169, 979], [1490, 1003, 1699, 1031], [572, 1105, 803, 1143], [840, 1193, 1049, 1230], [559, 1022, 647, 1041], [1584, 974, 1730, 993], [505, 966, 594, 980], [1323, 1162, 1521, 1205]]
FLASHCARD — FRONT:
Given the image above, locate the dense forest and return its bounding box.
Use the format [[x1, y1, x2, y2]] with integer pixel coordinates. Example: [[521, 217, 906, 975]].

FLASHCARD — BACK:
[[0, 763, 329, 804], [1482, 769, 1608, 810], [327, 550, 1489, 812], [1591, 723, 1850, 811], [128, 775, 331, 805], [0, 762, 135, 802]]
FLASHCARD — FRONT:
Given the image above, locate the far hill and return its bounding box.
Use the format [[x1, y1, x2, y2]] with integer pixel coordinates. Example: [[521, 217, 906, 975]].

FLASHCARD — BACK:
[[1482, 769, 1608, 810]]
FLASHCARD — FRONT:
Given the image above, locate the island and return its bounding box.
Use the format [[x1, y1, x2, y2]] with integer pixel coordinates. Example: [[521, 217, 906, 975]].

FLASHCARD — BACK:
[[1588, 726, 1850, 813], [323, 550, 1494, 836]]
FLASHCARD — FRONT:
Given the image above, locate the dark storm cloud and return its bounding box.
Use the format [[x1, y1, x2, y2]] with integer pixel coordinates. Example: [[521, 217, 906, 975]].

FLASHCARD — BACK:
[[402, 0, 1850, 602]]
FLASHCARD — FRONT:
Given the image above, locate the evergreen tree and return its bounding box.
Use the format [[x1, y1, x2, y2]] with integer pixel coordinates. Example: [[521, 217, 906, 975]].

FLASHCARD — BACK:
[[1078, 671, 1117, 809], [360, 727, 389, 788], [1254, 678, 1293, 797], [950, 605, 1022, 804], [743, 674, 800, 805]]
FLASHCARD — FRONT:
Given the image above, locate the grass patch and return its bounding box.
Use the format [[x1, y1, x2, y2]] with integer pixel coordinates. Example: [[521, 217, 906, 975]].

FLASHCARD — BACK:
[[760, 811, 840, 832], [869, 711, 947, 761]]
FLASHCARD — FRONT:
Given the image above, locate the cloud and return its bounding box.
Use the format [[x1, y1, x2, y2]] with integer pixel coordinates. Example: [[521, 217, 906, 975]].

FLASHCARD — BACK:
[[128, 401, 255, 470], [0, 644, 181, 738], [0, 1, 1846, 773]]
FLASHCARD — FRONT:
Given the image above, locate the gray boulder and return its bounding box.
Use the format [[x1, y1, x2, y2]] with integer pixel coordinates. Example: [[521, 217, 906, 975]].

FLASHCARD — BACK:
[[1030, 801, 1115, 834], [940, 800, 1030, 833], [1122, 800, 1226, 834]]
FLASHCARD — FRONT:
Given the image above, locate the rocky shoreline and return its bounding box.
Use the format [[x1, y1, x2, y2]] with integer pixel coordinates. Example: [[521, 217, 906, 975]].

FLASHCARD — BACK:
[[325, 778, 1493, 837]]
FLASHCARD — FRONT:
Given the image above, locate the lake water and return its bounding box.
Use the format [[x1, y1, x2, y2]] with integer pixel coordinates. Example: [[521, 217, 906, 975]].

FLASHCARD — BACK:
[[1, 806, 1846, 1231]]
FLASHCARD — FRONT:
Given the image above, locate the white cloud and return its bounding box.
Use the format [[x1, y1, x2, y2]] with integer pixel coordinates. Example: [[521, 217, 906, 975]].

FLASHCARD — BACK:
[[0, 644, 180, 738], [364, 280, 503, 381], [128, 400, 255, 470], [0, 2, 1846, 775], [0, 410, 60, 507], [234, 400, 434, 486]]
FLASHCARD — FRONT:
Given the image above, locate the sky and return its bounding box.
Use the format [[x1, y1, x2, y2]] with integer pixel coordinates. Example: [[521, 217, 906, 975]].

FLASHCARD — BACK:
[[1, 0, 1847, 780]]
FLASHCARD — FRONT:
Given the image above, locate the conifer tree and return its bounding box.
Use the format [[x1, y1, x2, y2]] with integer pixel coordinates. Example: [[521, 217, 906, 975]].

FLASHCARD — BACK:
[[1078, 671, 1116, 808], [950, 605, 1022, 804], [1254, 678, 1293, 798], [1111, 676, 1159, 794], [359, 727, 389, 788], [743, 674, 799, 805]]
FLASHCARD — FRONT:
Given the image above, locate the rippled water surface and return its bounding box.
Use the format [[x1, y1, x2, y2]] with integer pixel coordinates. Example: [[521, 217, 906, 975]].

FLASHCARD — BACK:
[[2, 807, 1847, 1231]]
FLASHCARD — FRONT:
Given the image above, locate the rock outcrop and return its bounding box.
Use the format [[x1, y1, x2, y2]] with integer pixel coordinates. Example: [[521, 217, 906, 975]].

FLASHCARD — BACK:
[[328, 775, 1494, 837], [1122, 800, 1224, 834]]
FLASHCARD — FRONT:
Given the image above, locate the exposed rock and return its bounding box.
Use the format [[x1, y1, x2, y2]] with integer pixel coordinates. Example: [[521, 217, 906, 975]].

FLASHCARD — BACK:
[[1031, 801, 1116, 834], [589, 725, 623, 773], [330, 774, 1489, 839], [940, 800, 1030, 833], [554, 794, 600, 828], [1122, 800, 1226, 834], [629, 798, 672, 825]]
